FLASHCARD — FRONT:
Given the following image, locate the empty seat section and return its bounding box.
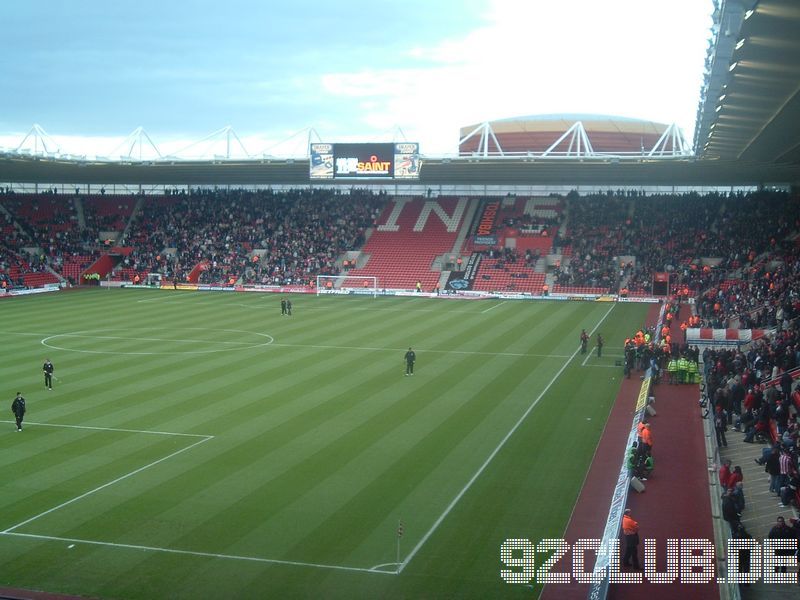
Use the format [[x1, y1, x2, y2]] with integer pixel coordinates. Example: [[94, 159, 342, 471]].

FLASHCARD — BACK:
[[349, 197, 464, 290]]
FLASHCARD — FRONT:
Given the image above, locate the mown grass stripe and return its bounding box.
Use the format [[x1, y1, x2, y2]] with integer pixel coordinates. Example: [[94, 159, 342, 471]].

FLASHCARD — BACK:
[[0, 289, 649, 600]]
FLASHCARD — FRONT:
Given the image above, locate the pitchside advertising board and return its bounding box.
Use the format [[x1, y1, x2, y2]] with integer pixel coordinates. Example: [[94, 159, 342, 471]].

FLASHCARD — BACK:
[[309, 143, 420, 179]]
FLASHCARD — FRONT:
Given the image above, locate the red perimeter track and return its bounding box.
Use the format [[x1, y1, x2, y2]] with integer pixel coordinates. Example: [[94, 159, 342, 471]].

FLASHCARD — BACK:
[[541, 304, 717, 600]]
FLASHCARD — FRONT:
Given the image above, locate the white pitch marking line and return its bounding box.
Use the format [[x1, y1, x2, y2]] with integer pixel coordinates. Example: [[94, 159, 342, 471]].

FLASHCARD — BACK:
[[481, 301, 506, 314], [0, 420, 212, 438], [236, 303, 499, 315], [548, 312, 625, 599], [397, 303, 617, 573], [45, 333, 257, 346], [2, 436, 214, 534], [271, 342, 570, 359], [0, 331, 54, 337], [2, 532, 393, 575], [40, 329, 275, 356], [136, 293, 205, 304], [369, 562, 401, 572], [0, 330, 567, 359]]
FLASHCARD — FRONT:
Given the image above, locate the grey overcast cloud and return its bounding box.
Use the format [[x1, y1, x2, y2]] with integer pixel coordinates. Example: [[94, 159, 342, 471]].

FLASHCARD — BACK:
[[0, 0, 712, 158]]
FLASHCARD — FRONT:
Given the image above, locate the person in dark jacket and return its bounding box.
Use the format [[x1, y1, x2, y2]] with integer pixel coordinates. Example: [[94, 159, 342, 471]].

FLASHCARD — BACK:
[[766, 516, 796, 573], [731, 522, 753, 586], [404, 348, 416, 376], [779, 370, 793, 402], [722, 488, 740, 534], [11, 392, 26, 432], [43, 358, 54, 390], [765, 447, 782, 495]]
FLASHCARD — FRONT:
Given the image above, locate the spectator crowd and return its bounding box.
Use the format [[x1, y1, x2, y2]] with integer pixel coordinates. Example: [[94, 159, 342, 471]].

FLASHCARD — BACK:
[[3, 188, 800, 331]]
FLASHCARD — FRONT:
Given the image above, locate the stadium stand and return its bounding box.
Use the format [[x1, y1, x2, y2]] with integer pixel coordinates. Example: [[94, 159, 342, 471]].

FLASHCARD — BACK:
[[4, 188, 800, 337], [82, 195, 136, 233], [117, 189, 384, 286]]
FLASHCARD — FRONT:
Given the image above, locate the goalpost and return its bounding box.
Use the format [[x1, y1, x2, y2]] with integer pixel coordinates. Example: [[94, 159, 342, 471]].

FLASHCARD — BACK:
[[316, 274, 378, 298]]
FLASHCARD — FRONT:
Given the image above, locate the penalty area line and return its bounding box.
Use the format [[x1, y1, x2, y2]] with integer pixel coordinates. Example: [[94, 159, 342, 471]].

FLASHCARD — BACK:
[[481, 301, 506, 314], [397, 303, 617, 573], [2, 436, 214, 534], [2, 532, 394, 575], [0, 420, 212, 438]]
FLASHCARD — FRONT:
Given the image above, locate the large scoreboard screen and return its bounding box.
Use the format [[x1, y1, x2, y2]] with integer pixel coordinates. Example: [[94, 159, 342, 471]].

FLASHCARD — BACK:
[[310, 142, 420, 179]]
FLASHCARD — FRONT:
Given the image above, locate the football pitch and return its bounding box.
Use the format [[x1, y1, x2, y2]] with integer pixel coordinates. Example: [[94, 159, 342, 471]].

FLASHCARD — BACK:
[[0, 289, 649, 599]]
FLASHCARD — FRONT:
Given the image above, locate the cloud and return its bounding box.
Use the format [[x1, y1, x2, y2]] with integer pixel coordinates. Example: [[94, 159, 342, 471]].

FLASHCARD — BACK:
[[0, 0, 712, 158], [316, 0, 712, 154]]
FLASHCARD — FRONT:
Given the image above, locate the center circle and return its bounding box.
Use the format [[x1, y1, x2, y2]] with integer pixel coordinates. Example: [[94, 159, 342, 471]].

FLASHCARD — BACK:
[[41, 328, 275, 355]]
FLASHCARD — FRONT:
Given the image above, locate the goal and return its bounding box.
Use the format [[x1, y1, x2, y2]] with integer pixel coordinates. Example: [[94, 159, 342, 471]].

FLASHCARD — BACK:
[[316, 274, 378, 298]]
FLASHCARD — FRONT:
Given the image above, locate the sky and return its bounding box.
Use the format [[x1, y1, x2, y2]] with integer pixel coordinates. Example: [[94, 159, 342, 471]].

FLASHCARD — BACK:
[[0, 0, 714, 159]]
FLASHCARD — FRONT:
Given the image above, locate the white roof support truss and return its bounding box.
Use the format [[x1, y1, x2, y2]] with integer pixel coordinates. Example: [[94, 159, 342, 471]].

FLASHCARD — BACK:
[[458, 121, 505, 157], [174, 126, 250, 160], [542, 121, 595, 157], [109, 126, 163, 161], [15, 123, 60, 155], [648, 122, 691, 157]]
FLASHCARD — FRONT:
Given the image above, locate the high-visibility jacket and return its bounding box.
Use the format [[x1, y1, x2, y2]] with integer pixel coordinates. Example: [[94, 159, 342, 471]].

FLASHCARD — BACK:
[[622, 514, 639, 535], [627, 448, 638, 469], [640, 427, 653, 447]]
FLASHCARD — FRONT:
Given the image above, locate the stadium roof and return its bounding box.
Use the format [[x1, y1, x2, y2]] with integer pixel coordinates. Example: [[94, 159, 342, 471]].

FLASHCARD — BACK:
[[1, 153, 797, 187], [2, 0, 800, 188], [695, 0, 800, 166], [490, 114, 661, 125]]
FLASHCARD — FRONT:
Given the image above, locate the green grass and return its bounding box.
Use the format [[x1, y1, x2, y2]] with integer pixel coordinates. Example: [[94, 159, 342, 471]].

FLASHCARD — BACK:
[[0, 289, 649, 599]]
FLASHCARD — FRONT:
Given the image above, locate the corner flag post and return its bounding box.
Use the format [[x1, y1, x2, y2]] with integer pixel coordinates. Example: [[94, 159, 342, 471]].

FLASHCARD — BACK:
[[396, 519, 404, 566]]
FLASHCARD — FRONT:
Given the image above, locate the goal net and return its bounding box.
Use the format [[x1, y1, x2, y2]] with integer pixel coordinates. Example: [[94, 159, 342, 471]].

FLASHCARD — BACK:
[[316, 274, 378, 298]]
